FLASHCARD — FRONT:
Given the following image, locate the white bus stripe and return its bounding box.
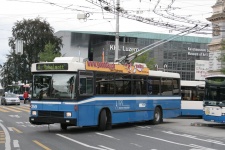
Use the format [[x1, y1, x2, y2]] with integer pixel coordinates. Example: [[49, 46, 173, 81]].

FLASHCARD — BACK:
[[32, 96, 181, 105]]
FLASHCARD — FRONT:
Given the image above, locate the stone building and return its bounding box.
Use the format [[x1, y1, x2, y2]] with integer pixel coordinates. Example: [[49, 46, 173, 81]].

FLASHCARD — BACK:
[[207, 0, 225, 75]]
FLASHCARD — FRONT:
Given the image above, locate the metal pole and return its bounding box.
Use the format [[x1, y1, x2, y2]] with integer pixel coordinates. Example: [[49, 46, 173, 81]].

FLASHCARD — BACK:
[[114, 0, 120, 62]]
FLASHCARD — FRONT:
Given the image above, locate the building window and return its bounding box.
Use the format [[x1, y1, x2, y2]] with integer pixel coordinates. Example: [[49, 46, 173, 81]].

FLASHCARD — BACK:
[[164, 52, 168, 59]]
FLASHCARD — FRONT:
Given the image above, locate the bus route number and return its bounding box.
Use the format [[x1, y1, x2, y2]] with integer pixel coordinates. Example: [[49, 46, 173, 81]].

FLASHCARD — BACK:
[[31, 105, 37, 109]]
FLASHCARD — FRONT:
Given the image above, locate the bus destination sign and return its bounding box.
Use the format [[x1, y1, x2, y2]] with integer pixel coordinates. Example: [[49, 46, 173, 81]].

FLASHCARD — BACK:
[[36, 63, 68, 70]]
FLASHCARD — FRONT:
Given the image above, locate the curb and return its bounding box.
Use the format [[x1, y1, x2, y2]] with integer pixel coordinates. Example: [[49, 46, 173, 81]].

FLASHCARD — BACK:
[[190, 122, 225, 127], [190, 122, 209, 127]]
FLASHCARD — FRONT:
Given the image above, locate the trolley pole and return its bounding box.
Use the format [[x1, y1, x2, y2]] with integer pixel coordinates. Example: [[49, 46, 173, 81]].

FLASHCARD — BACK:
[[114, 0, 120, 62]]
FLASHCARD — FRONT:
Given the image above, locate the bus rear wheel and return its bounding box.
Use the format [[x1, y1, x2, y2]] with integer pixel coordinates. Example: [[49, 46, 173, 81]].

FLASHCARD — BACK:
[[151, 107, 162, 125], [98, 109, 107, 131]]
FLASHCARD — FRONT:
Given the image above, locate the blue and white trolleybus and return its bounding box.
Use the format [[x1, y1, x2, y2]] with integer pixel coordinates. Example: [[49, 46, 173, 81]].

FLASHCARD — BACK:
[[29, 57, 181, 131], [203, 75, 225, 123]]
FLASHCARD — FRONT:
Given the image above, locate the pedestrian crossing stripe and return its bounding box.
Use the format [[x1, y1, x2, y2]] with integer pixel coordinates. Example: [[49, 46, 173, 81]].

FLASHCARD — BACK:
[[0, 107, 21, 112], [8, 106, 30, 112], [0, 106, 30, 113], [0, 130, 5, 144], [0, 108, 9, 112]]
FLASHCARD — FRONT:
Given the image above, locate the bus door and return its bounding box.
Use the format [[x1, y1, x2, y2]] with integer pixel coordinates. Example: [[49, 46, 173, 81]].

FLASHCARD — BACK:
[[78, 71, 94, 96], [77, 70, 95, 126]]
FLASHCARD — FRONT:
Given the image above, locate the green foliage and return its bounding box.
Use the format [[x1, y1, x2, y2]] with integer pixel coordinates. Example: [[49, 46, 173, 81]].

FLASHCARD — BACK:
[[0, 17, 63, 87], [131, 52, 155, 69], [39, 42, 61, 62]]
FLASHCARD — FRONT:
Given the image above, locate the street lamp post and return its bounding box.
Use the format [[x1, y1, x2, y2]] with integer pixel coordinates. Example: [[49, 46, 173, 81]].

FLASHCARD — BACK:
[[114, 0, 120, 62], [15, 40, 23, 83]]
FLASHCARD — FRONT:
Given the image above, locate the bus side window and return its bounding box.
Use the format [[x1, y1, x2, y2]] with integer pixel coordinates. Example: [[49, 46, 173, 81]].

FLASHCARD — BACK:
[[79, 78, 86, 94]]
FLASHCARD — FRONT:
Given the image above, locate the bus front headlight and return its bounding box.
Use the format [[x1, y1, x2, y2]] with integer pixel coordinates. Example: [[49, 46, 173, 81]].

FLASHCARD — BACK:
[[32, 111, 37, 116], [66, 112, 72, 117]]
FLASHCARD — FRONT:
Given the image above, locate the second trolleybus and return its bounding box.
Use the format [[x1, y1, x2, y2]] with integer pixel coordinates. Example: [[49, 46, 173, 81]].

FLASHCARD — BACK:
[[181, 80, 205, 116], [29, 57, 181, 131]]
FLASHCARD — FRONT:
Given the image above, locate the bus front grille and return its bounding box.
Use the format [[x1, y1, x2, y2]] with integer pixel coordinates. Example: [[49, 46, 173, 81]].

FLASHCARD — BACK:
[[38, 111, 64, 118]]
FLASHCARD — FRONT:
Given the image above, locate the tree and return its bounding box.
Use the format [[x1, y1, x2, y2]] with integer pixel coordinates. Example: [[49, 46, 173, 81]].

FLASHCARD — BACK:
[[39, 42, 61, 62], [0, 17, 63, 87], [0, 55, 14, 88], [131, 51, 156, 70]]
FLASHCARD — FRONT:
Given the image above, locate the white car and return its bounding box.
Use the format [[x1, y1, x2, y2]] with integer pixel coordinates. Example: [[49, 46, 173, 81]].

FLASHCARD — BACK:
[[1, 93, 20, 105]]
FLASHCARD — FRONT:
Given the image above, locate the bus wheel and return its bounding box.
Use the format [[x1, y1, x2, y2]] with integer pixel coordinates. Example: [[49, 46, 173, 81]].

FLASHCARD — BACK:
[[60, 124, 68, 130], [98, 109, 107, 131], [152, 107, 162, 125]]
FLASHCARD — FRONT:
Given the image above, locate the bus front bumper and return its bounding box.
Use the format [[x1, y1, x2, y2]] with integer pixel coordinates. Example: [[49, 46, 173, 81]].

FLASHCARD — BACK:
[[29, 117, 77, 125]]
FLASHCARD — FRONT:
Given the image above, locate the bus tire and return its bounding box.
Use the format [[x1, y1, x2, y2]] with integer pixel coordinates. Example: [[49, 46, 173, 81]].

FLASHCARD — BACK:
[[152, 107, 162, 125], [60, 124, 68, 130], [98, 109, 107, 131]]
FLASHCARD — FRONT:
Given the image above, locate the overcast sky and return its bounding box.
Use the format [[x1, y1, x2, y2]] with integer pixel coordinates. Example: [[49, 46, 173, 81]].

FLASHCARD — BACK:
[[0, 0, 216, 65]]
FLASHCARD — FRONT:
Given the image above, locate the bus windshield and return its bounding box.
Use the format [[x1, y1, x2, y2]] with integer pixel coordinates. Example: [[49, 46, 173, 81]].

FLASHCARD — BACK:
[[32, 73, 76, 100], [204, 85, 225, 102]]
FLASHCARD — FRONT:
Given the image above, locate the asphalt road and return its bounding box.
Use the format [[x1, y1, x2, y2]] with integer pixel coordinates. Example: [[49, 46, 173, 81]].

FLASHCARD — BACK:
[[0, 103, 225, 150]]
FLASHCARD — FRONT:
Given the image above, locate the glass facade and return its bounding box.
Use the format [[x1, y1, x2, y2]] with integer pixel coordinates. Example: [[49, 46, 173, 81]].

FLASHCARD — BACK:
[[55, 31, 210, 81]]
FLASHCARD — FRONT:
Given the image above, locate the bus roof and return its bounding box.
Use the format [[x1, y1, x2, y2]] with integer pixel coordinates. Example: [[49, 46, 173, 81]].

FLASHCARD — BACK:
[[205, 75, 225, 79], [181, 80, 205, 87], [149, 70, 180, 78]]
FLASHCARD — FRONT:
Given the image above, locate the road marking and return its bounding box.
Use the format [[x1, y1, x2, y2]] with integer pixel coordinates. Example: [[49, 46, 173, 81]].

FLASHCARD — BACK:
[[136, 126, 151, 129], [0, 130, 5, 144], [33, 140, 52, 150], [1, 107, 21, 112], [189, 144, 216, 150], [13, 140, 20, 148], [0, 107, 9, 112], [162, 131, 225, 146], [136, 134, 216, 150], [0, 123, 11, 150], [8, 106, 30, 112], [98, 145, 115, 150], [9, 115, 20, 118], [12, 127, 23, 133], [95, 132, 120, 140], [130, 143, 142, 147], [7, 127, 13, 132], [56, 134, 106, 150], [8, 127, 23, 133]]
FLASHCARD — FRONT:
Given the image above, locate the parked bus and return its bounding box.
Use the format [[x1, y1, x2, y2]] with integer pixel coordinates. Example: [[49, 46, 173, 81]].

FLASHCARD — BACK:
[[203, 75, 225, 123], [29, 57, 181, 131], [181, 80, 205, 116], [4, 83, 30, 100]]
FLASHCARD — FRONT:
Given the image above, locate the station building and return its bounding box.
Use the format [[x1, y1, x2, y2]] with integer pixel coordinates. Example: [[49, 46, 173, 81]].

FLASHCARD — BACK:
[[55, 31, 211, 81]]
